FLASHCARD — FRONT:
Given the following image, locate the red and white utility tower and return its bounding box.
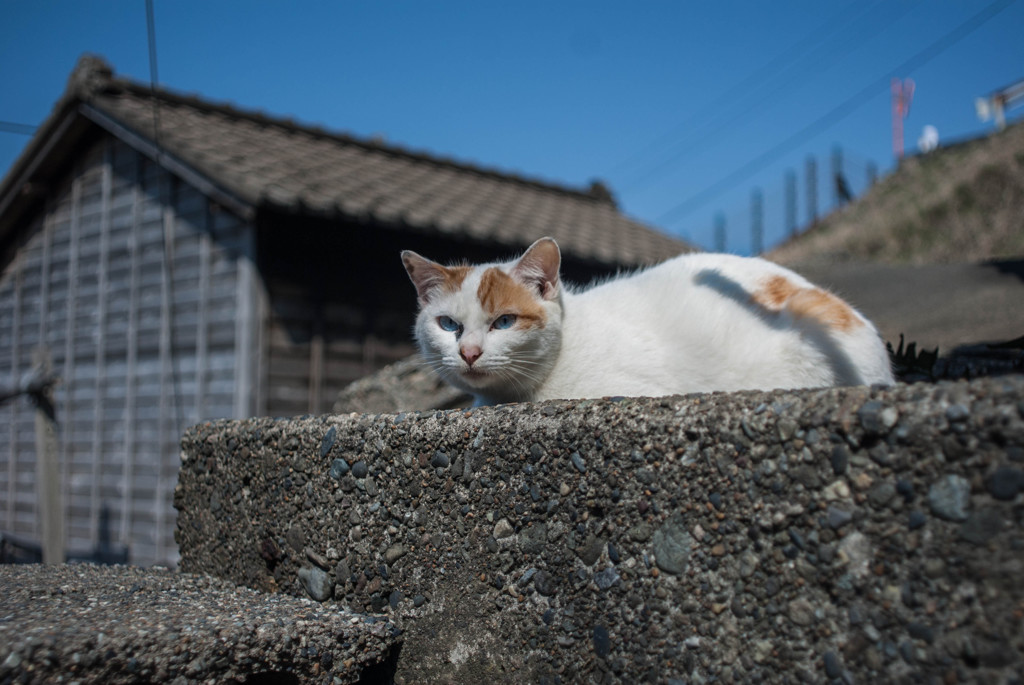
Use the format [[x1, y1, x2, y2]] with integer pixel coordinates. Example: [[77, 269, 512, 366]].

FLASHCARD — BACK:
[[892, 78, 915, 161]]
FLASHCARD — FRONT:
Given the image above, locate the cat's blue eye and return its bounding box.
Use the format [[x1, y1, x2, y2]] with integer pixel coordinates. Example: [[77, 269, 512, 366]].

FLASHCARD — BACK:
[[437, 315, 461, 333], [492, 314, 517, 330]]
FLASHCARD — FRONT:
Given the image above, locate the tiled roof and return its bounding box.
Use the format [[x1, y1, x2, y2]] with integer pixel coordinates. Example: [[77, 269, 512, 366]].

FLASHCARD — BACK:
[[4, 56, 695, 267]]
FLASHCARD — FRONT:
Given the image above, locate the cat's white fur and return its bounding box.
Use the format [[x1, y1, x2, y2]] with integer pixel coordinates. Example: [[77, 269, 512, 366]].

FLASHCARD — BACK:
[[402, 237, 894, 406]]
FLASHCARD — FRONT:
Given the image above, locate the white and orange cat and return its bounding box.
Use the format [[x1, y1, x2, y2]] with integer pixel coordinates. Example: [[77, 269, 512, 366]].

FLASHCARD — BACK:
[[401, 238, 894, 406]]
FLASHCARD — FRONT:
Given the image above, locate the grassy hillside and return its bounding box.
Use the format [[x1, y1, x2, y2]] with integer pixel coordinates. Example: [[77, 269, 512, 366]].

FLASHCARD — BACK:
[[769, 120, 1024, 265]]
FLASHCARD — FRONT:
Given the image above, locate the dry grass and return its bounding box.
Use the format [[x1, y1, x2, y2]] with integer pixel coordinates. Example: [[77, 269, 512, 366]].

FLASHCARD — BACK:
[[769, 121, 1024, 266]]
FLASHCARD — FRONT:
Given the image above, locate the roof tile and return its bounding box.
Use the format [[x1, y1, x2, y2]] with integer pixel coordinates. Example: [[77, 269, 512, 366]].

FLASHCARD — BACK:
[[72, 58, 694, 266]]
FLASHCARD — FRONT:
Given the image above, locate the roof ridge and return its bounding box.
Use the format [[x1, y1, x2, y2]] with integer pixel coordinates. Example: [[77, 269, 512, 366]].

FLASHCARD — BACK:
[[75, 54, 616, 206]]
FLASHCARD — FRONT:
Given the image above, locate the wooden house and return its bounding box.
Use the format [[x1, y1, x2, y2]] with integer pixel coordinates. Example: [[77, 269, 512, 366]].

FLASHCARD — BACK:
[[0, 55, 692, 566]]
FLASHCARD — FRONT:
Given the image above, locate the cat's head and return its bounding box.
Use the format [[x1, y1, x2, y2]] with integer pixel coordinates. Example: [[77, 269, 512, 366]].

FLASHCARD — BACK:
[[401, 237, 564, 403]]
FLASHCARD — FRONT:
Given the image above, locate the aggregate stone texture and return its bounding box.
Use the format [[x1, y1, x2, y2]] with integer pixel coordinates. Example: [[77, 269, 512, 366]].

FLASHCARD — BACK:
[[0, 564, 400, 684], [176, 376, 1024, 683]]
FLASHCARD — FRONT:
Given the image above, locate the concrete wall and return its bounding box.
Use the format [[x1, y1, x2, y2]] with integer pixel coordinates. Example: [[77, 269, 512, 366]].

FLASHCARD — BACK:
[[177, 376, 1024, 683]]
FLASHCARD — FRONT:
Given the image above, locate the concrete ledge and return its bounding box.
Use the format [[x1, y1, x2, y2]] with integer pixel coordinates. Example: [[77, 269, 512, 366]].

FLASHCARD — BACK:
[[0, 564, 400, 684], [177, 377, 1024, 683]]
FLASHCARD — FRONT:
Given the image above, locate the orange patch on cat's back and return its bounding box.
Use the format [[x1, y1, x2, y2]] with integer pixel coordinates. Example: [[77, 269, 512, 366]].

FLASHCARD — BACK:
[[478, 268, 546, 326], [752, 275, 861, 332], [754, 274, 800, 308]]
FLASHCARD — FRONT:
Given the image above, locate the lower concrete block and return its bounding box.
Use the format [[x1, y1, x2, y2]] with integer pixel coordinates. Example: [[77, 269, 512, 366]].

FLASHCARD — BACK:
[[0, 564, 400, 683]]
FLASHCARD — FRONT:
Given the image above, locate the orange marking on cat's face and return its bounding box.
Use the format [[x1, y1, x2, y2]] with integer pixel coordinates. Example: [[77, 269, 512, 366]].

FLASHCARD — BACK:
[[477, 267, 546, 327], [402, 251, 473, 303], [440, 265, 473, 294], [753, 275, 860, 332]]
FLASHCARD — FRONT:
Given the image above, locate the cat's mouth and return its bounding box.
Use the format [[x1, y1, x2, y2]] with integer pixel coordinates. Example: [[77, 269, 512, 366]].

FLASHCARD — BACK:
[[460, 367, 492, 383]]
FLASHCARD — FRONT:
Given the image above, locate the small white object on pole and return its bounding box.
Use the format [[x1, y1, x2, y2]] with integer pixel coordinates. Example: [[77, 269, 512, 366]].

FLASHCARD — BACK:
[[918, 125, 939, 153]]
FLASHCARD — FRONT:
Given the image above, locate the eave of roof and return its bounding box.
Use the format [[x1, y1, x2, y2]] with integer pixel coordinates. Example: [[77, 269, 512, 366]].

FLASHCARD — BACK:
[[78, 102, 254, 221], [1, 54, 695, 268]]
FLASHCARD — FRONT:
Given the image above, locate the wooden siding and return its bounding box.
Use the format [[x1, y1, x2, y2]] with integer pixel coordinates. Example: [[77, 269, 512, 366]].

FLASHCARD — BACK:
[[263, 280, 414, 417], [0, 137, 252, 566], [256, 217, 422, 419]]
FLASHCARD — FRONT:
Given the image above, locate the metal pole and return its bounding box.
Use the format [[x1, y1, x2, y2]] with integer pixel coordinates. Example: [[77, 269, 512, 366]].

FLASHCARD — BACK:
[[751, 188, 763, 256], [831, 146, 844, 208], [714, 212, 726, 253], [785, 171, 797, 238], [805, 157, 818, 227]]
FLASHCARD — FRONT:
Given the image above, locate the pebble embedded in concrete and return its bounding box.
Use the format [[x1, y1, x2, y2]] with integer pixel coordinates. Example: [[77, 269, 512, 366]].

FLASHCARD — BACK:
[[928, 474, 971, 521]]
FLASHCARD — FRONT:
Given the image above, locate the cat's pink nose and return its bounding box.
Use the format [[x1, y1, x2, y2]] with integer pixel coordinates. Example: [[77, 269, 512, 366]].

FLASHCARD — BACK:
[[460, 345, 482, 367]]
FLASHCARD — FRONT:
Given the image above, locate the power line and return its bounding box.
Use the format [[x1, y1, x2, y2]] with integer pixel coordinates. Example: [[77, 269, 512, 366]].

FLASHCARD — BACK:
[[0, 121, 36, 135], [607, 0, 885, 184], [146, 0, 163, 149], [144, 0, 185, 564], [656, 0, 1018, 228], [622, 0, 921, 194]]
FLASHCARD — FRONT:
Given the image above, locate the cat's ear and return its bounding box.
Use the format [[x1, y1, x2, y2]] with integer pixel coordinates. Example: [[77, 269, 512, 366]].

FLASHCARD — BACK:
[[511, 237, 561, 301], [401, 250, 450, 305]]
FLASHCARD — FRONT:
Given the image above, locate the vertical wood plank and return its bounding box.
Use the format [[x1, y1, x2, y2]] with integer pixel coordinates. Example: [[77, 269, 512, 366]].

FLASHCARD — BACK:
[[155, 172, 176, 564], [5, 255, 23, 532], [254, 263, 268, 418], [194, 201, 211, 420], [33, 346, 63, 564], [362, 333, 378, 376], [233, 233, 257, 419], [58, 170, 81, 543], [90, 141, 113, 544], [120, 150, 142, 547], [38, 201, 53, 348], [309, 310, 324, 415]]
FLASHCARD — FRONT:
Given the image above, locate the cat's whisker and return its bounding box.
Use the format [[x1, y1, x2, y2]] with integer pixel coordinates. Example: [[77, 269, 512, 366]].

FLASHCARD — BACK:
[[504, 360, 546, 382], [504, 364, 545, 395], [503, 358, 546, 368], [493, 369, 529, 401], [508, 368, 543, 386]]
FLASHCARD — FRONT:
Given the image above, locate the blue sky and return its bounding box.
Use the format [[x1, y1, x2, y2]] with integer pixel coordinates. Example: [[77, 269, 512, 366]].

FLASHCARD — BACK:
[[2, 1, 1022, 254]]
